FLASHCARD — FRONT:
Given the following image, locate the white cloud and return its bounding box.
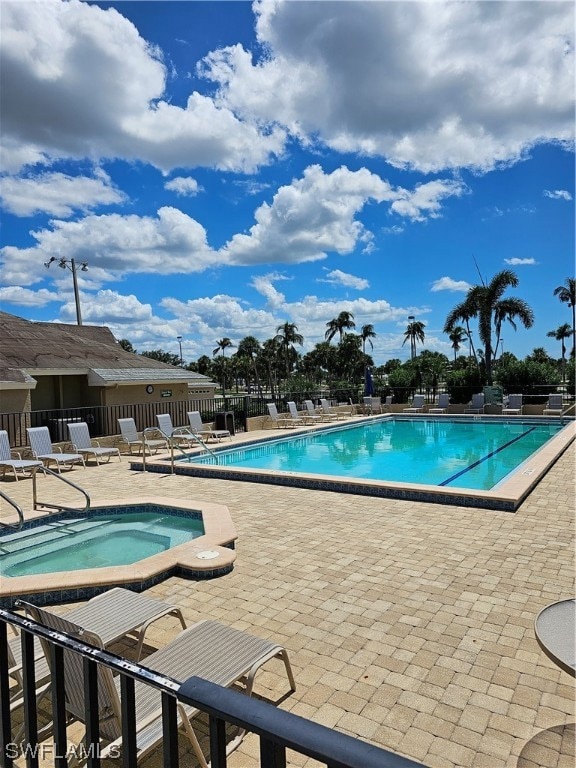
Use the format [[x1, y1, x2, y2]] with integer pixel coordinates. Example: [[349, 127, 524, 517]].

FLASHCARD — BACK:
[[543, 189, 573, 201], [0, 170, 125, 217], [0, 285, 59, 307], [319, 269, 369, 291], [0, 0, 285, 174], [164, 176, 201, 196], [431, 277, 472, 293], [221, 165, 464, 265], [0, 207, 221, 284], [504, 257, 537, 266], [201, 0, 574, 172]]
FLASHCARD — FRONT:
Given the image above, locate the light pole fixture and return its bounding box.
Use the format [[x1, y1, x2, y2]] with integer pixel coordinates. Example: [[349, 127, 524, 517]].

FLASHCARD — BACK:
[[177, 336, 183, 366], [44, 256, 88, 326]]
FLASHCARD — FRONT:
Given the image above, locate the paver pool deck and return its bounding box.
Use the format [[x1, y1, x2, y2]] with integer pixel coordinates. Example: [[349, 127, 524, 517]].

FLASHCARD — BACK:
[[1, 429, 574, 768]]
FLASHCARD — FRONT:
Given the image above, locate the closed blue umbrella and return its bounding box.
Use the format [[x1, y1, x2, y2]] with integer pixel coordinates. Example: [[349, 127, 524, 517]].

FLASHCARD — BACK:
[[364, 367, 374, 396]]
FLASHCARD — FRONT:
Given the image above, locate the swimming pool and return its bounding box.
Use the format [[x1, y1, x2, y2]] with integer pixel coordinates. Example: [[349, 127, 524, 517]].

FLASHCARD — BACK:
[[140, 415, 575, 511], [0, 497, 238, 607], [188, 419, 562, 490]]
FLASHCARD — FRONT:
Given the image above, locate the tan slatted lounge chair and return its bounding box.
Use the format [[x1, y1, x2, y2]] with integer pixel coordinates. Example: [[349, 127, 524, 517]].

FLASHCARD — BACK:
[[67, 421, 121, 465], [187, 411, 231, 442], [25, 604, 295, 768], [502, 394, 523, 415], [543, 394, 563, 416], [465, 393, 485, 413], [0, 430, 43, 481], [156, 413, 197, 447], [27, 426, 85, 472], [428, 393, 450, 414], [403, 394, 425, 413], [117, 418, 168, 455], [9, 588, 185, 716]]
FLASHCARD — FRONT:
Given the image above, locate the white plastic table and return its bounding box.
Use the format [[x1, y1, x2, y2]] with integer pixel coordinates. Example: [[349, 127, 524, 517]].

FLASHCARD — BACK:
[[534, 598, 575, 677]]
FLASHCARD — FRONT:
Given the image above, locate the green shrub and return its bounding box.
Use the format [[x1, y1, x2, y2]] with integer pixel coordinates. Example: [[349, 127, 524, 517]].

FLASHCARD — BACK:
[[445, 367, 483, 404], [495, 360, 560, 403], [388, 366, 416, 403]]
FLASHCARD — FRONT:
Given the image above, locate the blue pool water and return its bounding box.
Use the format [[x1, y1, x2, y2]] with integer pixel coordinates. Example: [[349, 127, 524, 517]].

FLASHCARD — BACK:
[[185, 418, 563, 491], [1, 509, 204, 577]]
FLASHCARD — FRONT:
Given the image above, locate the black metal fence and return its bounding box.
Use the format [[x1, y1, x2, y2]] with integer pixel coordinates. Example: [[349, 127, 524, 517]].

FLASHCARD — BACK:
[[1, 385, 572, 449], [0, 609, 426, 768]]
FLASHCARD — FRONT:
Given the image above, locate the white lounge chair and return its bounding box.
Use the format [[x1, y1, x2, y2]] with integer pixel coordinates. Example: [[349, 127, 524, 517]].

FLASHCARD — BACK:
[[286, 401, 308, 425], [27, 426, 85, 472], [26, 603, 295, 768], [187, 411, 231, 441], [266, 402, 301, 428], [320, 398, 346, 420], [428, 393, 450, 414], [156, 413, 197, 447], [543, 394, 563, 416], [0, 429, 43, 481], [117, 418, 168, 455], [304, 399, 331, 422], [465, 393, 485, 413], [502, 394, 523, 415], [67, 421, 121, 465], [403, 394, 425, 413]]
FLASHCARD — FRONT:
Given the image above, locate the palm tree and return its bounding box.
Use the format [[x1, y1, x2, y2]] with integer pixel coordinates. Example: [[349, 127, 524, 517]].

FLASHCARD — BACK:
[[553, 278, 576, 357], [444, 298, 478, 364], [452, 269, 534, 385], [447, 326, 467, 362], [325, 311, 356, 343], [402, 320, 425, 359], [547, 323, 572, 382], [213, 337, 234, 357], [236, 335, 263, 396], [274, 322, 304, 378], [360, 324, 376, 354]]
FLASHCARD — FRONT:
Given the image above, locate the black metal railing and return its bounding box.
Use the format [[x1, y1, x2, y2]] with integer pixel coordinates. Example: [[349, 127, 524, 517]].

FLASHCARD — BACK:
[[0, 609, 426, 768], [2, 384, 573, 449]]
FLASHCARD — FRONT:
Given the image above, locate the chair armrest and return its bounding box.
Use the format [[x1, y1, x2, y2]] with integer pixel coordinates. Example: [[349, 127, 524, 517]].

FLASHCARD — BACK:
[[10, 450, 23, 459]]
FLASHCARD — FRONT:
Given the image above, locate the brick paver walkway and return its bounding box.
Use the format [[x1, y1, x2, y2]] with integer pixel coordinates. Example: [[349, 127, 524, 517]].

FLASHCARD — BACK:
[[2, 437, 574, 767]]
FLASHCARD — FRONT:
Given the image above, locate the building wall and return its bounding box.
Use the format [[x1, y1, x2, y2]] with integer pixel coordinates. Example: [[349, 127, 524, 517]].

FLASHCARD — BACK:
[[102, 382, 191, 406]]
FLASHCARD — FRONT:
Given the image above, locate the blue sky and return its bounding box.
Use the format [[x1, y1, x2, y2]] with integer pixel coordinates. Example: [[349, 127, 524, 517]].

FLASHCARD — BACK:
[[1, 0, 574, 366]]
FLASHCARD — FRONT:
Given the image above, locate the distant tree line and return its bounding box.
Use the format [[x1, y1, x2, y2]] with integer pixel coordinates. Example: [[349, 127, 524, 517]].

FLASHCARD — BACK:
[[118, 272, 575, 397]]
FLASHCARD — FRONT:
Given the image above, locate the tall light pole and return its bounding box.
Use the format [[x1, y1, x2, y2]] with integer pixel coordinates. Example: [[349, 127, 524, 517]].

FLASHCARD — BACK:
[[177, 336, 183, 366], [44, 257, 88, 326]]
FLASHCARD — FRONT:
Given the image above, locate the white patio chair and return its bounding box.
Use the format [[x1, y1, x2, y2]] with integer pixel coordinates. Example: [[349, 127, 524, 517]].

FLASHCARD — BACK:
[[67, 421, 121, 465], [27, 426, 85, 472], [266, 402, 301, 428], [465, 393, 485, 413], [320, 398, 346, 420], [543, 394, 563, 416], [0, 429, 43, 481], [156, 413, 197, 447], [304, 400, 331, 422], [286, 401, 308, 425], [502, 394, 523, 415], [117, 418, 168, 455], [403, 394, 425, 413], [187, 411, 231, 441], [428, 393, 450, 414]]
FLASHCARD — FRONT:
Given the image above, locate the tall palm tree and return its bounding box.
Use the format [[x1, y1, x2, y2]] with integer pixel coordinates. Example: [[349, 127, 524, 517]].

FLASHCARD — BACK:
[[444, 297, 479, 364], [402, 320, 425, 359], [547, 323, 572, 382], [360, 324, 376, 354], [274, 322, 304, 378], [452, 269, 534, 385], [448, 326, 467, 362], [236, 335, 263, 396], [213, 337, 234, 357], [325, 311, 356, 343], [553, 278, 576, 357]]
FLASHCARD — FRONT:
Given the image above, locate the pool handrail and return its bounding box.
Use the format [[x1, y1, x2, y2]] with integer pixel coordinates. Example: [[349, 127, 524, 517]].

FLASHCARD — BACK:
[[32, 466, 90, 515], [141, 427, 219, 473], [0, 489, 24, 530]]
